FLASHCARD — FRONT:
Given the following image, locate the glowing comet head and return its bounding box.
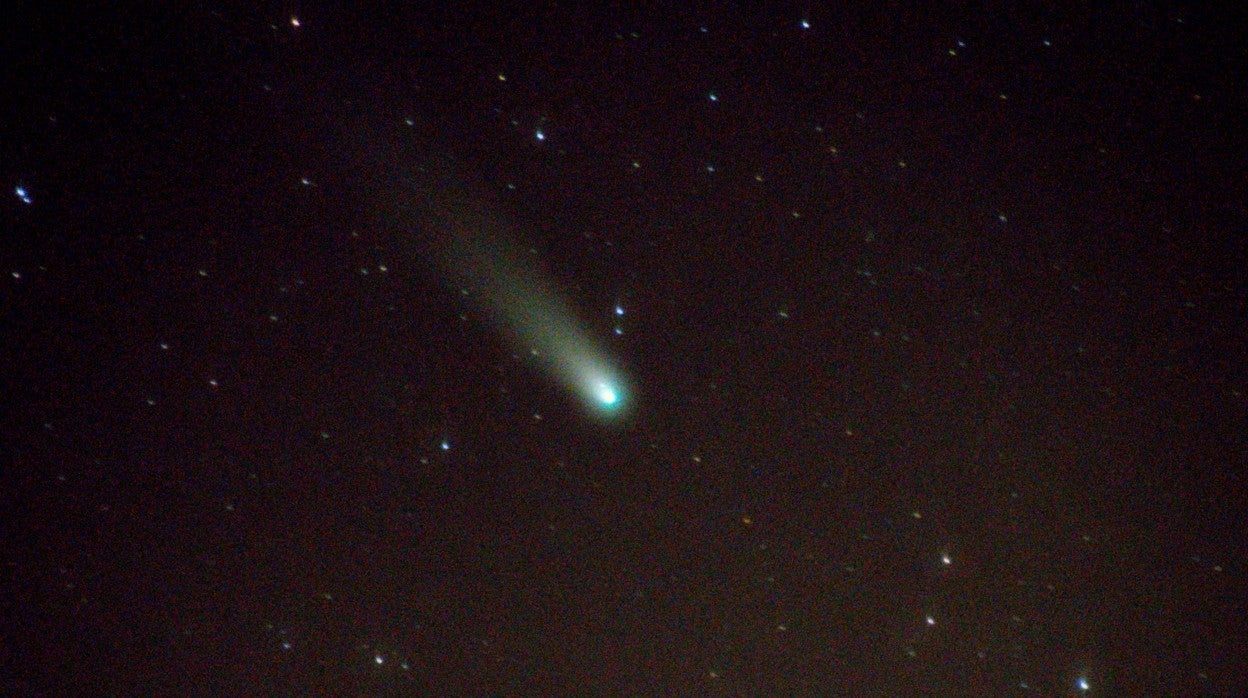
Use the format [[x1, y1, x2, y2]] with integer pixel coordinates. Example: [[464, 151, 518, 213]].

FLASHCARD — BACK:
[[597, 384, 618, 406], [593, 380, 619, 407], [575, 368, 627, 418]]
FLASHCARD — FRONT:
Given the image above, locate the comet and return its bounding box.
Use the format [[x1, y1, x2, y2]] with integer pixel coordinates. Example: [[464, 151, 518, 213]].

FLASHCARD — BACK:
[[359, 134, 630, 419], [439, 217, 629, 417]]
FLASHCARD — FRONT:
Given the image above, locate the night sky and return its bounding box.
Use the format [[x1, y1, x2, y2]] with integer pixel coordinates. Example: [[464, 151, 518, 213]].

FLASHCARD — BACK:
[[4, 2, 1247, 695]]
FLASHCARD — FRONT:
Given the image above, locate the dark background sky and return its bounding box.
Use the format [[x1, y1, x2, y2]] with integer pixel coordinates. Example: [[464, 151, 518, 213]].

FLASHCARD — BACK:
[[3, 2, 1246, 695]]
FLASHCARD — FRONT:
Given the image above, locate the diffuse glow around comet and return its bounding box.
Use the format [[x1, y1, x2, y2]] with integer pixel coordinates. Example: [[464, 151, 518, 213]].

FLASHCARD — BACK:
[[363, 135, 629, 418]]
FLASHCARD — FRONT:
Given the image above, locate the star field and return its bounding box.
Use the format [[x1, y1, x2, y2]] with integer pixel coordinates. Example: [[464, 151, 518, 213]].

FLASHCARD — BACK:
[[2, 2, 1246, 695]]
